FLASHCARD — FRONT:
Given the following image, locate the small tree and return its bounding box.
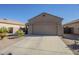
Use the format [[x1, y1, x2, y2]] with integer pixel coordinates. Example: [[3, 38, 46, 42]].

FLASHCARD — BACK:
[[15, 29, 25, 37], [0, 27, 8, 40]]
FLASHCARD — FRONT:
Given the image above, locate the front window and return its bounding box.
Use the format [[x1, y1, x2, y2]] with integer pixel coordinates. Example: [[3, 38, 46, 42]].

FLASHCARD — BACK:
[[8, 27, 13, 33]]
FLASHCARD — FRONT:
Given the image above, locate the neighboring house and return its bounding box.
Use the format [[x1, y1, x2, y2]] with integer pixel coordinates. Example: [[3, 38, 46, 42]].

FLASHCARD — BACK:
[[64, 19, 79, 34], [27, 12, 63, 35], [0, 18, 25, 34]]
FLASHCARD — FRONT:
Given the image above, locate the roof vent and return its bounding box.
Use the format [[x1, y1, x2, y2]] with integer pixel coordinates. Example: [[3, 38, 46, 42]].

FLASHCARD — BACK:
[[42, 14, 46, 16], [3, 18, 7, 20]]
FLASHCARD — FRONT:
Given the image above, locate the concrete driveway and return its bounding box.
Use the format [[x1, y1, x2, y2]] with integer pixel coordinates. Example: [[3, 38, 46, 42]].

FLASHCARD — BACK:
[[0, 36, 73, 55]]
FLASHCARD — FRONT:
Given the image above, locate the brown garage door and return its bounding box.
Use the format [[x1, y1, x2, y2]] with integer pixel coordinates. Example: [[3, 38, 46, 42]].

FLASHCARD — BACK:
[[32, 24, 57, 35]]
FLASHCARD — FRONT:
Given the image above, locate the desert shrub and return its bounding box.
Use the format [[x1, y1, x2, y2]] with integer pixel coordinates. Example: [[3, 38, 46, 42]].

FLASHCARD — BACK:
[[15, 29, 25, 37], [0, 27, 8, 40]]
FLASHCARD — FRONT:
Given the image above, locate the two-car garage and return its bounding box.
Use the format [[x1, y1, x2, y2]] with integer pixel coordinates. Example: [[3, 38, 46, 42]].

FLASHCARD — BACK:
[[27, 13, 63, 35], [32, 24, 57, 35]]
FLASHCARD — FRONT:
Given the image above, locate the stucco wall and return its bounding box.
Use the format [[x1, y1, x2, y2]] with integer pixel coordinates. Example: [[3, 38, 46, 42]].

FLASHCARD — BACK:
[[57, 20, 63, 35], [72, 23, 79, 34]]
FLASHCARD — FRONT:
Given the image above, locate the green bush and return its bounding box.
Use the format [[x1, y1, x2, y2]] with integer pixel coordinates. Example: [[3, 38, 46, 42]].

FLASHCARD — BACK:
[[0, 27, 8, 40], [16, 29, 25, 37]]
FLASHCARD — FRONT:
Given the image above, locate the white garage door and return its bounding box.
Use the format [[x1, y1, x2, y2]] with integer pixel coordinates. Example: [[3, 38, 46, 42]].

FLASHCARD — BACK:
[[32, 24, 57, 35]]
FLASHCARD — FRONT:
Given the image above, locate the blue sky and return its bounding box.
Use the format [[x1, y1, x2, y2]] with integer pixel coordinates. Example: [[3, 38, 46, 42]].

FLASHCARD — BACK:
[[0, 4, 79, 24]]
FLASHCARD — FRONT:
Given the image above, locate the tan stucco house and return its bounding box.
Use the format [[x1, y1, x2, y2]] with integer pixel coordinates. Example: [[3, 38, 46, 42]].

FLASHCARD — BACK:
[[64, 19, 79, 34], [0, 18, 25, 34], [27, 12, 63, 35]]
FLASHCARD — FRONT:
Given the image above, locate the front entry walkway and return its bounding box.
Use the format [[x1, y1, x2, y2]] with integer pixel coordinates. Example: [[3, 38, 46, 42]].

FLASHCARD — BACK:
[[0, 36, 73, 55]]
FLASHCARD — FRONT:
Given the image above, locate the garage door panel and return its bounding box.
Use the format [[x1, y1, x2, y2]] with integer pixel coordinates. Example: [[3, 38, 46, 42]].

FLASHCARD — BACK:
[[32, 24, 57, 35]]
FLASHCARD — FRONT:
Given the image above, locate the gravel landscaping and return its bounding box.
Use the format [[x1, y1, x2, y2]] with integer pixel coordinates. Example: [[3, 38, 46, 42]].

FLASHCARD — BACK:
[[62, 34, 79, 55]]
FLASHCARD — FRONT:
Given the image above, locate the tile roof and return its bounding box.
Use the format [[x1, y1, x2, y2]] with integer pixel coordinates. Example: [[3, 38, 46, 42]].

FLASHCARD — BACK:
[[64, 19, 79, 25], [0, 18, 25, 26], [28, 12, 63, 22]]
